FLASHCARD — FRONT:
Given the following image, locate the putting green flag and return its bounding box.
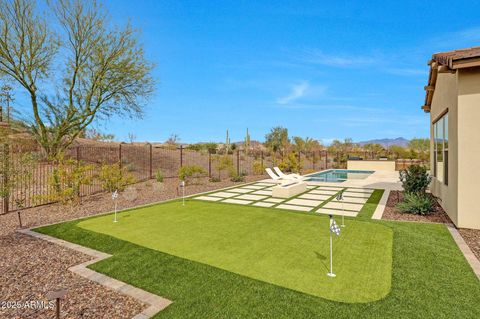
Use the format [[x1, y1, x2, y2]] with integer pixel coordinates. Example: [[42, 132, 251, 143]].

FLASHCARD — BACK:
[[330, 218, 341, 236]]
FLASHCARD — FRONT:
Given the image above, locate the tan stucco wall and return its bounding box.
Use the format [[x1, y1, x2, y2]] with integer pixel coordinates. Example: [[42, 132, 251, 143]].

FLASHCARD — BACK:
[[457, 67, 480, 229], [347, 160, 396, 171], [429, 72, 459, 226]]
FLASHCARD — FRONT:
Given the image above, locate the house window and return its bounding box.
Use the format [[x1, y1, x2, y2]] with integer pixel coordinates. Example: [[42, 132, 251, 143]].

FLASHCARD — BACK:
[[433, 112, 448, 185]]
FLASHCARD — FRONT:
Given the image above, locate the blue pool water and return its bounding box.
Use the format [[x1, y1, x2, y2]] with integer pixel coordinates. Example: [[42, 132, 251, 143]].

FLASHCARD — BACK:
[[305, 169, 374, 183]]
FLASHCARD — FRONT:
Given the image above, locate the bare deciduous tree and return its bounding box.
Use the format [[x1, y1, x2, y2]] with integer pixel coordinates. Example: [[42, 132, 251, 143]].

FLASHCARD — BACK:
[[0, 0, 154, 158]]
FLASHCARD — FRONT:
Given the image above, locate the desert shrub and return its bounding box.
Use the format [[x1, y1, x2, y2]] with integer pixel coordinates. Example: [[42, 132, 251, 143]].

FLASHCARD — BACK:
[[155, 169, 164, 182], [278, 152, 302, 173], [396, 193, 434, 215], [178, 165, 206, 183], [99, 163, 135, 192], [399, 164, 431, 194], [209, 176, 221, 182], [213, 155, 235, 178], [252, 160, 265, 175], [230, 174, 245, 182], [42, 157, 93, 206]]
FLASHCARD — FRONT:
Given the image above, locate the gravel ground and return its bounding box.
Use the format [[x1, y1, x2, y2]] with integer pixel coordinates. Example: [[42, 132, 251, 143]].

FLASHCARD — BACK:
[[382, 191, 453, 225], [0, 233, 144, 319], [0, 176, 264, 319], [458, 228, 480, 261]]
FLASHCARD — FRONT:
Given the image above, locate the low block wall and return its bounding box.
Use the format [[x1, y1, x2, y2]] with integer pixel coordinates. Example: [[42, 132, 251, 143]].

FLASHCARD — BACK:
[[347, 160, 396, 171]]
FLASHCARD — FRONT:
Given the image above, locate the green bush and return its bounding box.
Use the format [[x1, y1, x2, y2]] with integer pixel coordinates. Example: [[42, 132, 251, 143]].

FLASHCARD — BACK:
[[399, 164, 431, 194], [99, 163, 135, 192], [209, 176, 221, 182], [252, 160, 265, 175], [396, 193, 434, 215], [155, 169, 164, 183], [230, 174, 245, 182], [278, 152, 302, 173], [178, 165, 206, 183]]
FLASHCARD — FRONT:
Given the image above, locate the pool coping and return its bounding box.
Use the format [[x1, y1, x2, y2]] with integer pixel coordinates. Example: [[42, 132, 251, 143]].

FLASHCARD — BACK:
[[17, 228, 173, 319]]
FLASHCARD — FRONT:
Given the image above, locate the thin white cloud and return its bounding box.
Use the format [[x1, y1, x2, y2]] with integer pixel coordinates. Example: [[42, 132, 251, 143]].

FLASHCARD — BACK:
[[385, 68, 427, 76], [296, 49, 377, 67], [276, 81, 310, 104]]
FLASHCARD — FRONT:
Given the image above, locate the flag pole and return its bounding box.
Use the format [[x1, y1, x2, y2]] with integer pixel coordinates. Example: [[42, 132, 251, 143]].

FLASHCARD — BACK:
[[327, 214, 336, 277]]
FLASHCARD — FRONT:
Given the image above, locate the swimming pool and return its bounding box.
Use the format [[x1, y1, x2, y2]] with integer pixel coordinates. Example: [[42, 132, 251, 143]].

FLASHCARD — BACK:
[[305, 169, 374, 183]]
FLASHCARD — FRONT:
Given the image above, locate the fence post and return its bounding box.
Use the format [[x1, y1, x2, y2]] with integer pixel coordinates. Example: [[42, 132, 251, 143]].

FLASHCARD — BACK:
[[325, 151, 328, 169], [312, 151, 315, 170], [149, 143, 153, 179], [208, 151, 212, 178], [119, 143, 123, 169], [236, 150, 240, 175], [261, 151, 264, 169], [180, 145, 183, 167], [2, 144, 9, 215], [76, 146, 80, 161]]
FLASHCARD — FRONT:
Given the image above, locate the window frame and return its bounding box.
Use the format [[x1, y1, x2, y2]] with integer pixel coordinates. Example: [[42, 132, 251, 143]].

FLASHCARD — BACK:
[[432, 110, 448, 186]]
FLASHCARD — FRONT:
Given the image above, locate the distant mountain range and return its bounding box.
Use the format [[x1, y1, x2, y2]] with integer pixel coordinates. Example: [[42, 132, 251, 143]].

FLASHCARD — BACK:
[[356, 137, 410, 148]]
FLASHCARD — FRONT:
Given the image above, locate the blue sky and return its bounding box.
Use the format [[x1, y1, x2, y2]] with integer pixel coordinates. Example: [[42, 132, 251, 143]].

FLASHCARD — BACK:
[[15, 1, 480, 144]]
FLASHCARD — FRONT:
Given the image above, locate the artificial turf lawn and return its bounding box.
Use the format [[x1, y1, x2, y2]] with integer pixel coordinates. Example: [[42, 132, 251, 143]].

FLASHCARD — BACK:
[[35, 200, 480, 318], [75, 201, 393, 303]]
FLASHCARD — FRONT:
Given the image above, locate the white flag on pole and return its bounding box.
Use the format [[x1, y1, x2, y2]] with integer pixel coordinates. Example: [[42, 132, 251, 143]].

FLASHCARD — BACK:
[[330, 218, 341, 236]]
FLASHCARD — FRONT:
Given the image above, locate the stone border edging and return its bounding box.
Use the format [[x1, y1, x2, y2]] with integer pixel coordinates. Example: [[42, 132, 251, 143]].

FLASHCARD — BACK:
[[371, 189, 390, 220], [446, 226, 480, 280], [17, 229, 172, 319]]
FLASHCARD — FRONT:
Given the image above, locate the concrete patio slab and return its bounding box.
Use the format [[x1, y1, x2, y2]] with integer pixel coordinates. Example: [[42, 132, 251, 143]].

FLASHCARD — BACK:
[[332, 197, 367, 204], [309, 190, 339, 195], [276, 204, 312, 212], [316, 208, 358, 217], [298, 194, 331, 200], [323, 202, 363, 211], [208, 192, 238, 198], [285, 198, 323, 207], [251, 190, 272, 196], [241, 185, 265, 190], [235, 194, 268, 201], [262, 197, 284, 203], [195, 196, 222, 201], [343, 191, 372, 198], [253, 202, 276, 207], [228, 188, 253, 194], [222, 198, 253, 205]]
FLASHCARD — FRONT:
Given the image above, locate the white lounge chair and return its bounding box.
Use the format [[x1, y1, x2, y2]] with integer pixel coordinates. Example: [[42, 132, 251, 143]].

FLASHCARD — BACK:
[[273, 167, 304, 180], [265, 168, 283, 183]]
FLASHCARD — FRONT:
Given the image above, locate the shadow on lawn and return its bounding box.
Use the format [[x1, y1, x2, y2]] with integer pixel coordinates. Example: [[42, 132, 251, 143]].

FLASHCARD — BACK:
[[314, 251, 328, 271]]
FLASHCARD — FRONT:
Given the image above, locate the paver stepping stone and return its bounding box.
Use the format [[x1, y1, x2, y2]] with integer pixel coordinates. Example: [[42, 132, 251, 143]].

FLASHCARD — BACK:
[[285, 198, 322, 207], [241, 185, 265, 190], [306, 185, 317, 189], [332, 197, 367, 204], [323, 202, 363, 211], [252, 190, 272, 196], [228, 188, 253, 194], [253, 202, 276, 207], [309, 190, 339, 195], [222, 198, 253, 205], [318, 186, 344, 191], [208, 192, 238, 198], [316, 208, 358, 217], [276, 204, 312, 212], [254, 182, 276, 186], [343, 192, 372, 199], [235, 194, 268, 201], [299, 194, 331, 200], [195, 196, 222, 201], [346, 188, 374, 194], [263, 197, 284, 203]]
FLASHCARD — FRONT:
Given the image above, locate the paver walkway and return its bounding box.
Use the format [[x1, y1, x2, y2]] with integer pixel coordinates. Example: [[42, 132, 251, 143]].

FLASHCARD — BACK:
[[194, 182, 376, 217]]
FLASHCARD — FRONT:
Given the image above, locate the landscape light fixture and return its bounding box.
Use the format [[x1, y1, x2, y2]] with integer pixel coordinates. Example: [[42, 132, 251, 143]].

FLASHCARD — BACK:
[[46, 289, 67, 319]]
